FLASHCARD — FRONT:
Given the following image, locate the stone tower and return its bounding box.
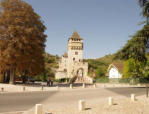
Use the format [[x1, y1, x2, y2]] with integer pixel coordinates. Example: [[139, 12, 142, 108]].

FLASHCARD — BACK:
[[67, 31, 83, 78], [55, 31, 93, 83]]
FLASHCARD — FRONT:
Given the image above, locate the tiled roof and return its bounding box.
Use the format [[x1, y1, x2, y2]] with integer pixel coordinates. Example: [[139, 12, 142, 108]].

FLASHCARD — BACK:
[[63, 52, 68, 58], [70, 31, 82, 40], [112, 62, 124, 73]]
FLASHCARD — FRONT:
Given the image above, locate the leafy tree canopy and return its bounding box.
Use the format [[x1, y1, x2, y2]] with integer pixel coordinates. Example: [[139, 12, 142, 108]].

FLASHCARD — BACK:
[[123, 58, 145, 78], [115, 26, 149, 62], [95, 67, 105, 78], [0, 0, 47, 83]]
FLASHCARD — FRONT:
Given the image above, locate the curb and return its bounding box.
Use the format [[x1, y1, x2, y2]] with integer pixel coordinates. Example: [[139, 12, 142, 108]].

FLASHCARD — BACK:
[[0, 111, 26, 114]]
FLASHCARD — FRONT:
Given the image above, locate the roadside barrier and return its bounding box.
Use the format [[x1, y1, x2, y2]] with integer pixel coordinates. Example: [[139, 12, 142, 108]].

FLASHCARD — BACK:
[[35, 104, 43, 114], [70, 84, 73, 89], [93, 84, 96, 88], [83, 83, 86, 88], [56, 86, 59, 90], [78, 100, 86, 111], [131, 94, 136, 102], [108, 97, 113, 106]]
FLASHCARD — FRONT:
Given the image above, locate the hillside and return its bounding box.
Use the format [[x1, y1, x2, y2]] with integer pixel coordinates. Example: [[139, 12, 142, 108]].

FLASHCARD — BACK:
[[85, 54, 123, 78]]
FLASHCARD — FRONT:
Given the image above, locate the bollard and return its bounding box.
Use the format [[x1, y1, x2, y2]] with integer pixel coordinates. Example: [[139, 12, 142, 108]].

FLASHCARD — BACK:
[[41, 86, 44, 91], [103, 84, 105, 87], [93, 84, 96, 88], [57, 86, 59, 90], [23, 87, 25, 91], [131, 94, 136, 101], [1, 87, 4, 92], [78, 100, 86, 111], [70, 84, 73, 89], [108, 97, 113, 106], [35, 104, 43, 114], [82, 83, 85, 88]]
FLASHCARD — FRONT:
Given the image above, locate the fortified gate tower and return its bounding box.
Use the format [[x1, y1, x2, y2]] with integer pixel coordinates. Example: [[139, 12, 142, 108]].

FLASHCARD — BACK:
[[56, 31, 93, 83]]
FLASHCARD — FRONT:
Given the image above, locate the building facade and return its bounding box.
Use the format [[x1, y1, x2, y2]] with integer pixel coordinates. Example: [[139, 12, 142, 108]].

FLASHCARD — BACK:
[[55, 31, 92, 83], [107, 63, 124, 79]]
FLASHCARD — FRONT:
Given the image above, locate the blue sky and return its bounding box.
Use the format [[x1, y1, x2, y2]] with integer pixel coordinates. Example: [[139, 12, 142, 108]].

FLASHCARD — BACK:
[[25, 0, 144, 59]]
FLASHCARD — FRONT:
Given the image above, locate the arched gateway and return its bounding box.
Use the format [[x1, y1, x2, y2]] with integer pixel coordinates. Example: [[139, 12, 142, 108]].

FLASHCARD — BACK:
[[55, 31, 93, 83], [76, 68, 84, 82]]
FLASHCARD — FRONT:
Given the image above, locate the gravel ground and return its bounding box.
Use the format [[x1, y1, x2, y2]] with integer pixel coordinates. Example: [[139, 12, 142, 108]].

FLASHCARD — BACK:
[[24, 95, 149, 114]]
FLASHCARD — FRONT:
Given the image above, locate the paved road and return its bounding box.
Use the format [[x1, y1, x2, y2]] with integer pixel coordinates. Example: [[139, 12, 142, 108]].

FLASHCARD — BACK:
[[0, 91, 58, 113], [0, 87, 146, 113]]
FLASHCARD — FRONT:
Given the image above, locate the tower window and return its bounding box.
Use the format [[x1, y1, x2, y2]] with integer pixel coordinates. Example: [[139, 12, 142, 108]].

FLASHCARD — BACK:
[[75, 52, 78, 55], [73, 58, 75, 61]]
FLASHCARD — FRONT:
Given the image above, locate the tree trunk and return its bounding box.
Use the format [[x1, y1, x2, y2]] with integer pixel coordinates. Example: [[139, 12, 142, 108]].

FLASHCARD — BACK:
[[5, 70, 10, 83], [22, 75, 26, 84], [9, 69, 16, 84], [0, 73, 4, 83]]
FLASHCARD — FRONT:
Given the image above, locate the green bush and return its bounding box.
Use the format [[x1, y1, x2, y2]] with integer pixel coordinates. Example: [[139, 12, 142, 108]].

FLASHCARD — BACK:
[[34, 73, 47, 82], [129, 78, 140, 85], [123, 58, 144, 78], [54, 78, 69, 83], [119, 78, 130, 83], [95, 76, 109, 83], [139, 78, 149, 83], [95, 67, 105, 78], [119, 78, 149, 84]]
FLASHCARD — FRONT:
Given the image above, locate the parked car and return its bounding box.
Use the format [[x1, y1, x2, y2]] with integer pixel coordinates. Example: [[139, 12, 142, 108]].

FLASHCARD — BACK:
[[27, 76, 35, 83]]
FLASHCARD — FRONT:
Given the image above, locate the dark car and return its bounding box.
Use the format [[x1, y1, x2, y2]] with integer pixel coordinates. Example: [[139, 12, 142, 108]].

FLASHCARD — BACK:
[[27, 76, 35, 83]]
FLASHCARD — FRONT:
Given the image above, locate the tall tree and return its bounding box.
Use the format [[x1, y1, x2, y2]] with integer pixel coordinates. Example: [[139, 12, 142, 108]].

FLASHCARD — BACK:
[[123, 58, 144, 78], [138, 0, 149, 21], [115, 0, 149, 62], [115, 28, 148, 62], [0, 0, 46, 84], [138, 0, 149, 7]]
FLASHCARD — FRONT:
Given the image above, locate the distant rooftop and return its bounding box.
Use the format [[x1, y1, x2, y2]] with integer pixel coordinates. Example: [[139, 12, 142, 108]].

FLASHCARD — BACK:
[[63, 52, 68, 58], [112, 62, 124, 73]]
